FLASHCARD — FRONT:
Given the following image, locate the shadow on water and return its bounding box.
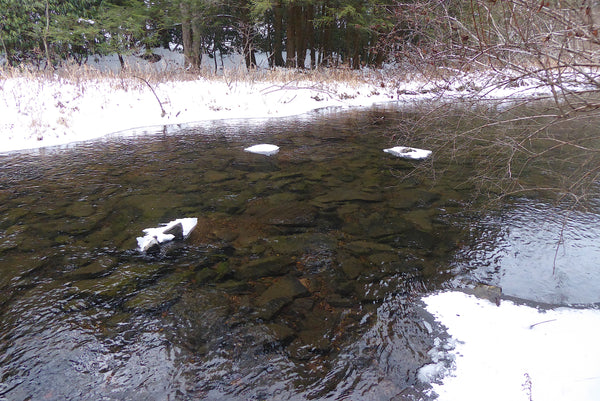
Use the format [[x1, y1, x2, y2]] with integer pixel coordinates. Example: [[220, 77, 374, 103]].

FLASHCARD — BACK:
[[1, 105, 599, 400]]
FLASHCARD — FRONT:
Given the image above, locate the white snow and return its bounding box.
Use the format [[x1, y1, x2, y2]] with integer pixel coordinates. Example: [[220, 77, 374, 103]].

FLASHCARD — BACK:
[[0, 74, 404, 153], [136, 217, 198, 252], [383, 146, 432, 160], [420, 291, 600, 401], [244, 144, 280, 156], [0, 48, 414, 153]]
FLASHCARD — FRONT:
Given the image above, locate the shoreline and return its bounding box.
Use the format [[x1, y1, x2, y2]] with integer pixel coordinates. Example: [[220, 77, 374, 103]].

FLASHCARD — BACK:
[[0, 73, 409, 154], [3, 46, 594, 155], [1, 55, 558, 155]]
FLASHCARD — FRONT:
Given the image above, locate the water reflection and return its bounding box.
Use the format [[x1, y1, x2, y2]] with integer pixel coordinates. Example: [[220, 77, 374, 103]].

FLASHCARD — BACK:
[[453, 198, 600, 305]]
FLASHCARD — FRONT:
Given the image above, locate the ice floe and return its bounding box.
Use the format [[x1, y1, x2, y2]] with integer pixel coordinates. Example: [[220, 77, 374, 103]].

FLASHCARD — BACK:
[[136, 217, 198, 253], [383, 146, 432, 160], [244, 144, 280, 156]]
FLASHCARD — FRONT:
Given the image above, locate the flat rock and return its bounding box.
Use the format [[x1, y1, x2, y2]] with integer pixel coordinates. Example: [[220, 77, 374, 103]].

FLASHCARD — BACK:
[[257, 276, 309, 306]]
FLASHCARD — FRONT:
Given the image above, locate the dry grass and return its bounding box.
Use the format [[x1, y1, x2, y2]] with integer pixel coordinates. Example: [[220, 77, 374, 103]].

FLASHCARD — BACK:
[[0, 60, 380, 88]]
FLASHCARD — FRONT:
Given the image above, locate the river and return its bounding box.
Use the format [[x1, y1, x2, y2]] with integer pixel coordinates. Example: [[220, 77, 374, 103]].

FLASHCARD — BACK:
[[1, 105, 598, 400]]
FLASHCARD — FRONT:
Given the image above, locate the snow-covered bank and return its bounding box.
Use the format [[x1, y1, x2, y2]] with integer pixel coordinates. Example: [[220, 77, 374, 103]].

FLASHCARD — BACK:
[[0, 75, 403, 153], [421, 291, 600, 401], [0, 71, 554, 154], [0, 47, 566, 154]]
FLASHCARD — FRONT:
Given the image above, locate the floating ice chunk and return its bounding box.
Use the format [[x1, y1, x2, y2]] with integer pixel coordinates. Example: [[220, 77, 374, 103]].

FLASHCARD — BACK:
[[137, 217, 198, 252], [244, 144, 280, 156], [383, 146, 432, 160]]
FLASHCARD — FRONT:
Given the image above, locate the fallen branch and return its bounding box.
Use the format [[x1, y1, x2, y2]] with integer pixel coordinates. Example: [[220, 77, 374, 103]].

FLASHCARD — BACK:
[[133, 75, 166, 117]]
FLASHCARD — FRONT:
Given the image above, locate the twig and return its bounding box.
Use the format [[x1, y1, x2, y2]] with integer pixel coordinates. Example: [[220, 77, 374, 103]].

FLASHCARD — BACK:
[[133, 75, 166, 117], [529, 319, 557, 329]]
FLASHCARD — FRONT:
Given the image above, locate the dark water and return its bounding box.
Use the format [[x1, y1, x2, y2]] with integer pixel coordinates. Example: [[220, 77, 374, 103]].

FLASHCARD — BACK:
[[1, 106, 598, 400]]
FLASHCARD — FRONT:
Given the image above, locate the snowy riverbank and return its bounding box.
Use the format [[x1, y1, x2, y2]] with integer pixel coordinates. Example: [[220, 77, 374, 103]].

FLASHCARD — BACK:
[[0, 49, 557, 154], [0, 74, 401, 153], [421, 291, 600, 401]]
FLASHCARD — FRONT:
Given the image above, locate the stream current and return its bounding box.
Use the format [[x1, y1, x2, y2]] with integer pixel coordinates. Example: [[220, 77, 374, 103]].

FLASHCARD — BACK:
[[1, 106, 599, 400]]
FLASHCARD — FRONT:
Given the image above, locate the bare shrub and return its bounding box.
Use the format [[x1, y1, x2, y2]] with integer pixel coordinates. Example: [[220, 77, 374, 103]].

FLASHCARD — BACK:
[[382, 1, 600, 210]]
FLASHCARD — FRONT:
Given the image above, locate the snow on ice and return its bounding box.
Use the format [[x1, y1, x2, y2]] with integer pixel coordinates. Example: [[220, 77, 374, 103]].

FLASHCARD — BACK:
[[137, 217, 198, 253]]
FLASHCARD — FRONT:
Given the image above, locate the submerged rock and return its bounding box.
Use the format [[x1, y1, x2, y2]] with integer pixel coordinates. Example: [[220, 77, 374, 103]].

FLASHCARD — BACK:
[[257, 276, 309, 304], [234, 255, 294, 280], [256, 276, 310, 320], [313, 189, 383, 204], [265, 323, 295, 344], [63, 255, 117, 279], [124, 270, 194, 311]]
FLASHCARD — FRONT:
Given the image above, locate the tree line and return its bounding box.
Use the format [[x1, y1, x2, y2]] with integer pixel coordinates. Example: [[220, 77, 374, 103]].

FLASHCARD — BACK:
[[2, 0, 598, 75], [0, 0, 398, 70]]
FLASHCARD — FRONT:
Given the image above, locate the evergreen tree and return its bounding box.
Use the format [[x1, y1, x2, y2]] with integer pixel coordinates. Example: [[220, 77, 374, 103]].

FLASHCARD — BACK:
[[0, 0, 398, 69]]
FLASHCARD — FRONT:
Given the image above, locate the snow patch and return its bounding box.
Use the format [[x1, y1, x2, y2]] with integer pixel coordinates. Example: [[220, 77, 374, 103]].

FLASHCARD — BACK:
[[4, 49, 600, 154], [383, 146, 432, 160], [421, 291, 600, 401], [136, 217, 198, 253], [244, 144, 280, 156]]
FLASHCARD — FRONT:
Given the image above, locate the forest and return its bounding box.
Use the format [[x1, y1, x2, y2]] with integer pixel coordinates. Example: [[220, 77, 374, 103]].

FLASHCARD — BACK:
[[0, 0, 400, 70], [2, 0, 600, 75]]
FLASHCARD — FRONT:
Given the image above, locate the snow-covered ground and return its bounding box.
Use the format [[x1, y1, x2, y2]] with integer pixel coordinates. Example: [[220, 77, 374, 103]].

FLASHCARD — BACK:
[[2, 49, 599, 399], [421, 291, 600, 401]]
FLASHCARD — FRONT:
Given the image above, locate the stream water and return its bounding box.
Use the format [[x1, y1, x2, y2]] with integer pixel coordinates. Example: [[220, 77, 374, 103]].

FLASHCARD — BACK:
[[1, 106, 599, 400]]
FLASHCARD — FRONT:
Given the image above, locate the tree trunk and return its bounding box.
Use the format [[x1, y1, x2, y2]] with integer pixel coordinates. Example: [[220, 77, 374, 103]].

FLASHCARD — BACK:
[[191, 14, 202, 68], [321, 23, 332, 66], [239, 9, 256, 69], [243, 27, 257, 69], [285, 4, 297, 67], [181, 2, 193, 67], [180, 2, 202, 70], [294, 4, 306, 68], [306, 3, 315, 69], [321, 1, 333, 67], [43, 0, 52, 70], [273, 2, 285, 67], [351, 28, 361, 69]]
